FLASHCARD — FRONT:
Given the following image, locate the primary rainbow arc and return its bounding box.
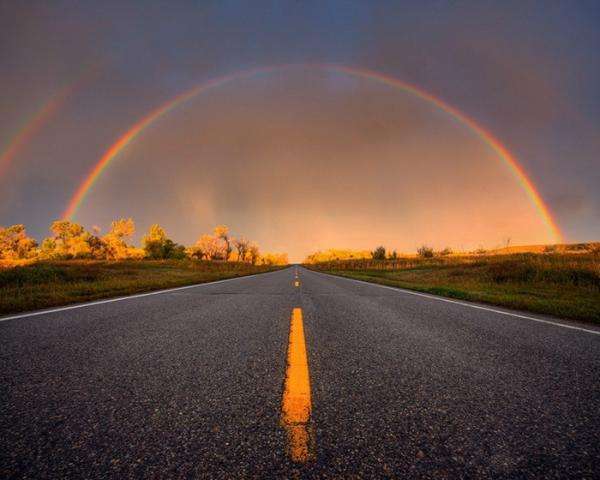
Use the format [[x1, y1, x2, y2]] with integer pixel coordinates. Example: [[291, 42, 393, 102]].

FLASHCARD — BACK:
[[62, 64, 562, 242]]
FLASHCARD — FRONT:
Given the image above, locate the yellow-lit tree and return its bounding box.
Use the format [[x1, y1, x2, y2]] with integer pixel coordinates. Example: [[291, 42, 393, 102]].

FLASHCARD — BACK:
[[214, 225, 232, 261], [142, 224, 185, 259], [194, 234, 223, 260], [103, 218, 135, 260], [44, 220, 91, 258], [259, 252, 289, 265], [248, 243, 260, 265], [233, 237, 250, 262], [0, 224, 37, 260]]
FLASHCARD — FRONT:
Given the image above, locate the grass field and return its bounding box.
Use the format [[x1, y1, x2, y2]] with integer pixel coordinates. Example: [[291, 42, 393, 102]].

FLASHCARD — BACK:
[[0, 260, 283, 316], [305, 253, 600, 323]]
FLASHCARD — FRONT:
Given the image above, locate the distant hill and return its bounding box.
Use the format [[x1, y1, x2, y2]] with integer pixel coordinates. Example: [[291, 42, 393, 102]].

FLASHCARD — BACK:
[[489, 242, 599, 254]]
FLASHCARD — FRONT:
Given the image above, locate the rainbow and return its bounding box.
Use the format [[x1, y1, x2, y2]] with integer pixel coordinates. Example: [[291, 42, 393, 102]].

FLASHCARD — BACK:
[[0, 92, 68, 179], [63, 64, 562, 242], [0, 70, 94, 180]]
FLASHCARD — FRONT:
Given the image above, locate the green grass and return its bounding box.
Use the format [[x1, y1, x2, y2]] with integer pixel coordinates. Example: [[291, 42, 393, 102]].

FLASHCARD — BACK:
[[0, 260, 284, 315], [305, 253, 600, 323]]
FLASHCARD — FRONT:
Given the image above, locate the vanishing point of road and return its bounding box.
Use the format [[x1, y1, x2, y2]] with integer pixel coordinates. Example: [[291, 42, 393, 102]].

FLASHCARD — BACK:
[[1, 267, 599, 478]]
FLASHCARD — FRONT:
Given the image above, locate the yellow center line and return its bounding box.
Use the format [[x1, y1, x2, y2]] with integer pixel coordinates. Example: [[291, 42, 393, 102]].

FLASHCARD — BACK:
[[281, 307, 314, 462], [294, 280, 300, 287]]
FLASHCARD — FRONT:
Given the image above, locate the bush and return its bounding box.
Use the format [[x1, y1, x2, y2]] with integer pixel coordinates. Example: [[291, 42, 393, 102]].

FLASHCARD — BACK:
[[439, 247, 453, 256], [371, 246, 386, 260], [417, 245, 434, 258], [145, 238, 186, 259]]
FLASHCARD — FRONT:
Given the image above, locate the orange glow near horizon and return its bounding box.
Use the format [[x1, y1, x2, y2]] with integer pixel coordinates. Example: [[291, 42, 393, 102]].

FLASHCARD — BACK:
[[61, 64, 562, 244]]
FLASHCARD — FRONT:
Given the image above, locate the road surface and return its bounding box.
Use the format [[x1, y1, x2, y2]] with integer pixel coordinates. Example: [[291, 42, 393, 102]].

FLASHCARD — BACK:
[[1, 267, 599, 478]]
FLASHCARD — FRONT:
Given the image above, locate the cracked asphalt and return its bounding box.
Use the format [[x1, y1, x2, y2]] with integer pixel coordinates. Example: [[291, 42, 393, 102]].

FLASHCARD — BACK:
[[1, 266, 599, 478]]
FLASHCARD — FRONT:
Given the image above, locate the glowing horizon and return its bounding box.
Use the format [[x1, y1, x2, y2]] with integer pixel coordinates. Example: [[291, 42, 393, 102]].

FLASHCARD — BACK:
[[62, 64, 562, 243]]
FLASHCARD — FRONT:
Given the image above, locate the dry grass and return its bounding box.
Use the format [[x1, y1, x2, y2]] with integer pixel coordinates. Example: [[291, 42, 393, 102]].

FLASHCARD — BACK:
[[305, 253, 600, 323], [0, 259, 283, 316]]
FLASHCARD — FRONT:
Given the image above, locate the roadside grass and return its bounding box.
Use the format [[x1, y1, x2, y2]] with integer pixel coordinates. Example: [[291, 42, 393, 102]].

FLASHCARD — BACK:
[[305, 253, 600, 323], [0, 260, 284, 316]]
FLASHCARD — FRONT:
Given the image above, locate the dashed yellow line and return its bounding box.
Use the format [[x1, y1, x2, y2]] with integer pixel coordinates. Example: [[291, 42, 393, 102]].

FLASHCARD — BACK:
[[294, 280, 300, 287], [281, 307, 314, 462]]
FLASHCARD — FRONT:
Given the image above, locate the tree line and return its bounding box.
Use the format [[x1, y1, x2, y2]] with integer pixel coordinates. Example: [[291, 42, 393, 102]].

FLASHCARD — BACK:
[[0, 220, 288, 265], [303, 245, 452, 263]]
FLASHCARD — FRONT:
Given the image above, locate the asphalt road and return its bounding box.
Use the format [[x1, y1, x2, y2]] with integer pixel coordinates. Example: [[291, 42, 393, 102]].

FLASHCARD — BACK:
[[1, 267, 599, 478]]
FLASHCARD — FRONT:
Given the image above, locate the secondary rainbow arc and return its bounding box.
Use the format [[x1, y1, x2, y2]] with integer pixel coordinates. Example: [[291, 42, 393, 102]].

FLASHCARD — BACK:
[[0, 87, 74, 179], [0, 66, 98, 181], [62, 64, 562, 242]]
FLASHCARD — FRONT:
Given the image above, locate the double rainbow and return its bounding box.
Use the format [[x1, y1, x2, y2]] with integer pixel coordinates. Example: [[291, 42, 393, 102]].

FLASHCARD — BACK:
[[62, 64, 562, 242]]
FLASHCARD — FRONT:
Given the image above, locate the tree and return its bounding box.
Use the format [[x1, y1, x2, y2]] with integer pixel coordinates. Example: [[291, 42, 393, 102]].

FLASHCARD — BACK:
[[46, 220, 91, 258], [142, 224, 167, 259], [87, 234, 106, 259], [214, 225, 232, 260], [187, 244, 204, 260], [194, 234, 223, 260], [259, 252, 289, 265], [417, 245, 434, 258], [110, 218, 135, 238], [50, 220, 84, 242], [371, 246, 386, 260], [233, 237, 250, 262], [68, 234, 93, 258], [39, 237, 57, 258], [142, 224, 184, 259], [103, 218, 135, 260], [303, 249, 371, 263], [248, 243, 260, 265], [0, 224, 37, 260]]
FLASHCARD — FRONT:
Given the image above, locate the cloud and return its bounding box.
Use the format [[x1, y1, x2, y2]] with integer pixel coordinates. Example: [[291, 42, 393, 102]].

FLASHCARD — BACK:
[[550, 194, 588, 216]]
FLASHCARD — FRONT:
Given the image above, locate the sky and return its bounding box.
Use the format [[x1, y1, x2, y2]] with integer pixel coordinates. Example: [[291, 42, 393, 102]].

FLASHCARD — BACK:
[[1, 0, 599, 261]]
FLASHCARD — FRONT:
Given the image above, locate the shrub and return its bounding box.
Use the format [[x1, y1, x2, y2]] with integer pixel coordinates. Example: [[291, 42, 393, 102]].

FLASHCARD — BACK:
[[0, 224, 37, 259], [371, 246, 386, 260], [417, 245, 434, 258]]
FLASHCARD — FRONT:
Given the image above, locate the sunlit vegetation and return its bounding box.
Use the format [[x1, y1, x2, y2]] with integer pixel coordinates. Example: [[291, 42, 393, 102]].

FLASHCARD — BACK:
[[304, 244, 600, 323], [0, 220, 288, 314], [0, 224, 37, 262], [0, 220, 288, 266], [304, 249, 372, 263], [0, 260, 282, 315]]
